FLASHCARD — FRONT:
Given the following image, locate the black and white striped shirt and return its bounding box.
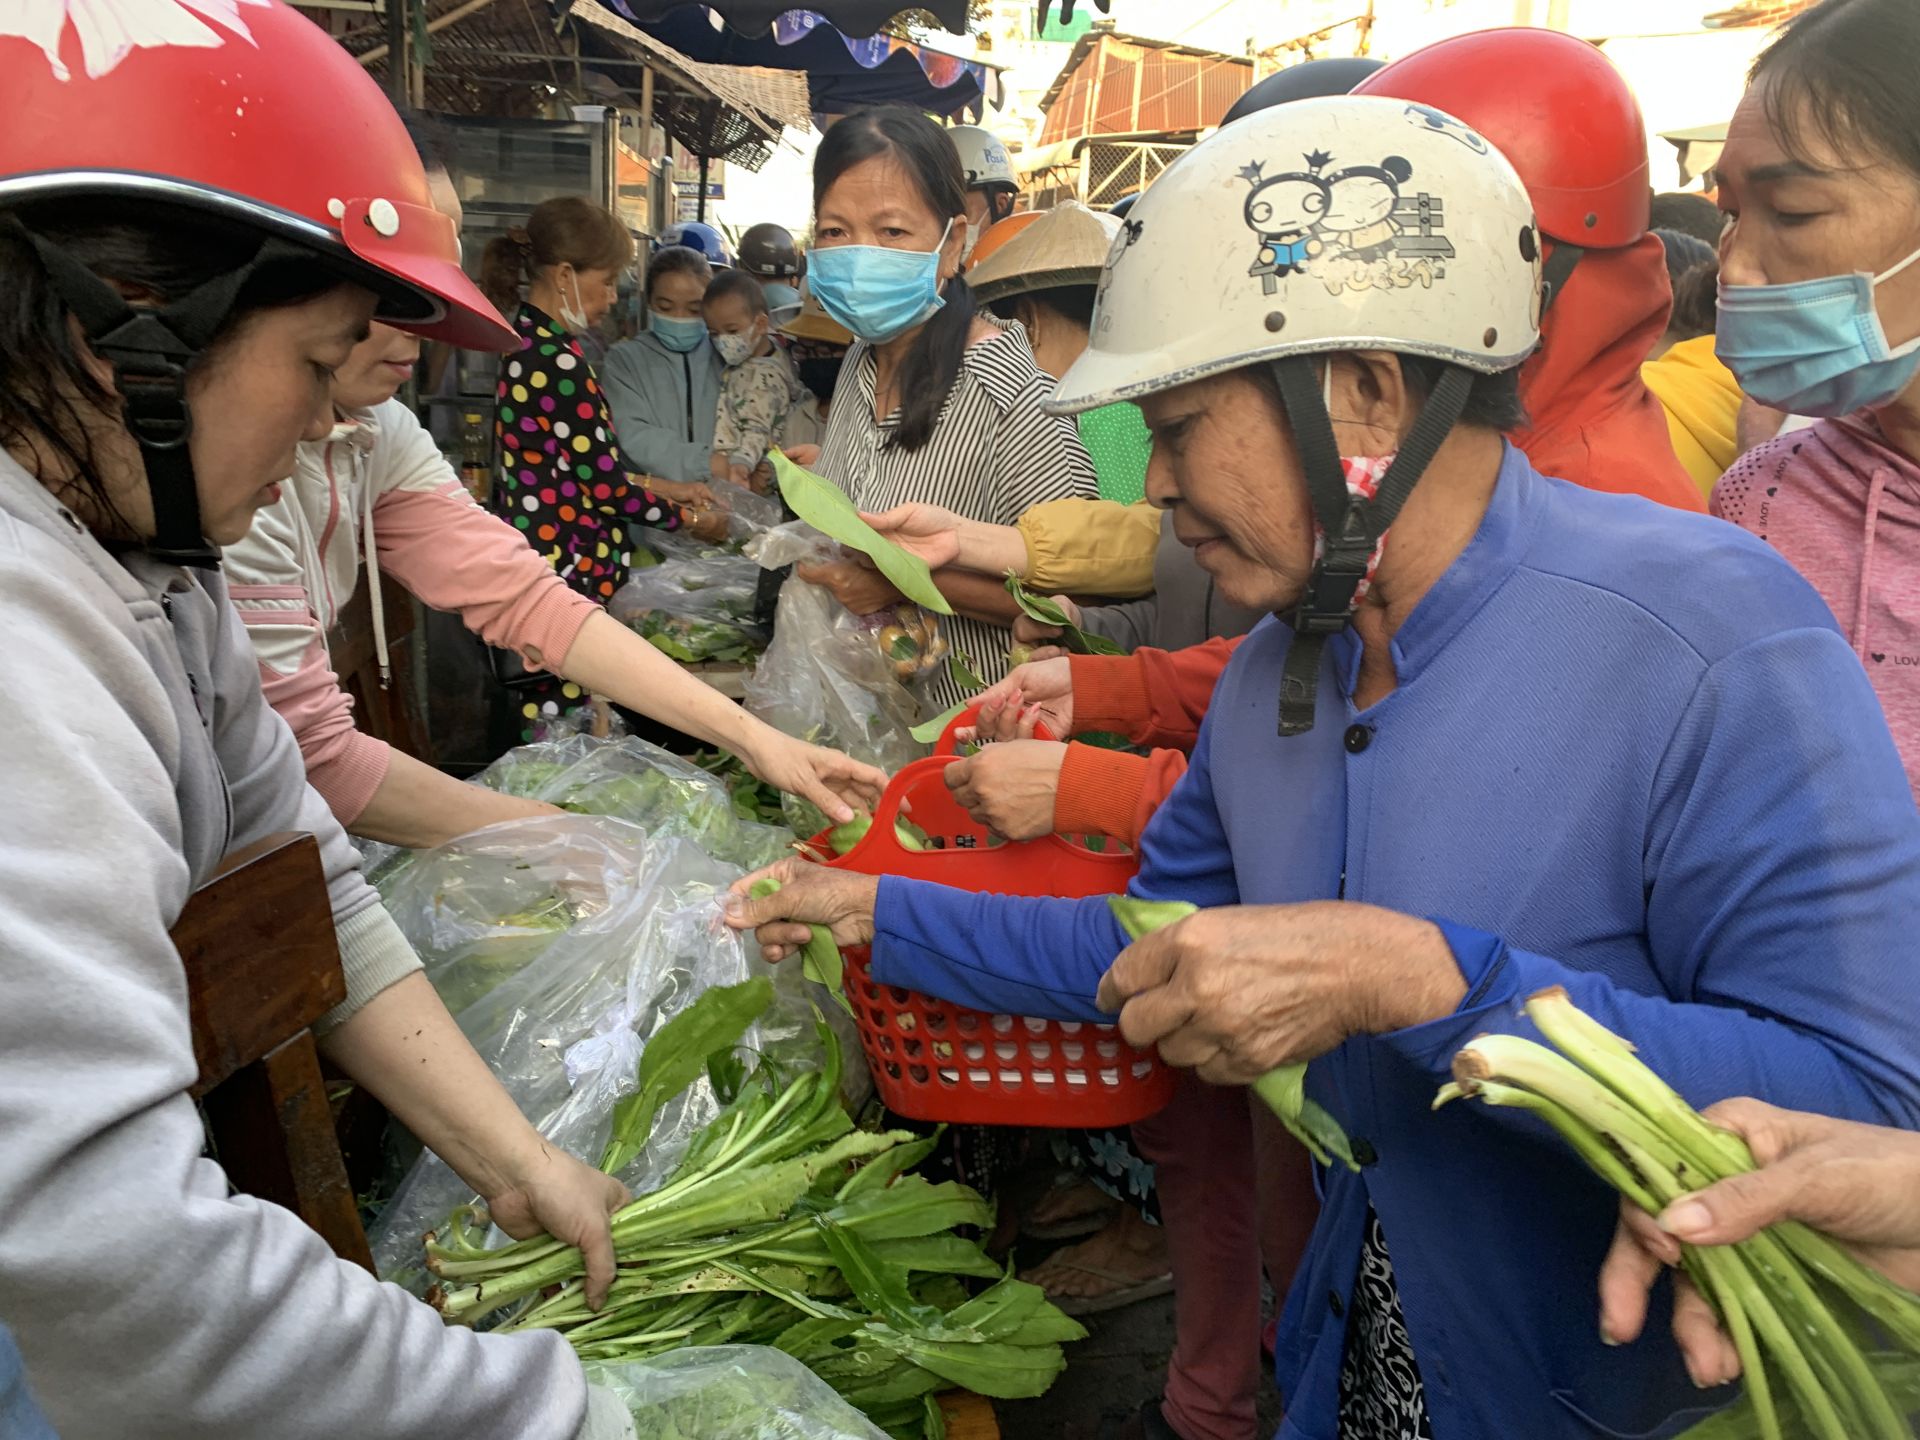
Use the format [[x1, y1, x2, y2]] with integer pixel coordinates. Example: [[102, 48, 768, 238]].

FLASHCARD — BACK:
[[815, 317, 1098, 708]]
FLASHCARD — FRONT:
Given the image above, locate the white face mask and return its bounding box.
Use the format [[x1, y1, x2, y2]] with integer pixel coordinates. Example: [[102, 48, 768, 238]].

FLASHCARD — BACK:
[[961, 218, 984, 266], [558, 270, 591, 334]]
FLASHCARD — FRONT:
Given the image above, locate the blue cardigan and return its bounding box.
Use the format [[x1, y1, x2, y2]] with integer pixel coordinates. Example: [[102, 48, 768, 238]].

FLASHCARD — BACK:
[[871, 445, 1920, 1439]]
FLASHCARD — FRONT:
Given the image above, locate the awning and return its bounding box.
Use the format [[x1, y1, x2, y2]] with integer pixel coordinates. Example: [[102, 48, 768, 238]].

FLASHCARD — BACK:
[[572, 0, 811, 139], [601, 2, 1005, 117], [585, 0, 1111, 40], [1036, 29, 1252, 147]]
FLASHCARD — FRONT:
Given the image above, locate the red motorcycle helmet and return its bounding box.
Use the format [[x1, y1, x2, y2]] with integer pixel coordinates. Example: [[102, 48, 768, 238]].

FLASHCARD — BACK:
[[2, 0, 513, 352], [2, 0, 515, 562], [1354, 28, 1650, 249]]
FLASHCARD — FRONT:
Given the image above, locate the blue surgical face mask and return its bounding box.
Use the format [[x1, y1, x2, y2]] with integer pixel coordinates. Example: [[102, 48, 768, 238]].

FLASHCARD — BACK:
[[1716, 243, 1920, 416], [807, 221, 952, 344], [651, 311, 708, 354]]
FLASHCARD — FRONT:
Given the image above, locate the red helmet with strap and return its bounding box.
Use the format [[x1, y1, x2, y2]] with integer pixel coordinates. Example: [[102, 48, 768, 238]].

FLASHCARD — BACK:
[[1353, 28, 1650, 249], [2, 0, 513, 564], [2, 0, 512, 351]]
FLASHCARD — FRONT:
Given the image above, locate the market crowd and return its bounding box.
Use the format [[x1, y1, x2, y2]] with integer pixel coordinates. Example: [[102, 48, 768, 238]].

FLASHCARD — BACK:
[[7, 0, 1920, 1437]]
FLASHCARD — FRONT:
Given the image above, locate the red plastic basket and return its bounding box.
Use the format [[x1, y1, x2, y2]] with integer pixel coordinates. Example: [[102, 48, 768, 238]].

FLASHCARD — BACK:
[[806, 703, 1175, 1127]]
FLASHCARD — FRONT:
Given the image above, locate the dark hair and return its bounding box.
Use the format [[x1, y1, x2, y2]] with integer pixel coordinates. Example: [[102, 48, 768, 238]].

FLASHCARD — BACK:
[[986, 283, 1097, 333], [1647, 193, 1724, 248], [1753, 0, 1920, 180], [1668, 259, 1720, 341], [480, 196, 634, 315], [703, 266, 769, 318], [646, 244, 714, 302], [399, 111, 455, 177], [1653, 228, 1716, 293], [0, 199, 339, 535], [813, 107, 975, 452]]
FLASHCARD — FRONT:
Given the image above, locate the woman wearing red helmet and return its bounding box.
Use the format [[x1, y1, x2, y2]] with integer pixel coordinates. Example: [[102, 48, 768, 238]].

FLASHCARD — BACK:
[[0, 6, 667, 1436]]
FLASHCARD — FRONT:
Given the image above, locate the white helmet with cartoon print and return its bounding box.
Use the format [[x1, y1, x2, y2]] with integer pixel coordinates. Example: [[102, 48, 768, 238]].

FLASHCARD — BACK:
[[1050, 95, 1540, 412], [1049, 96, 1543, 739]]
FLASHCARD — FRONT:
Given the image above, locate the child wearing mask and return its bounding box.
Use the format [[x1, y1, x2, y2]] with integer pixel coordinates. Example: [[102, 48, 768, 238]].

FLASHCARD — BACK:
[[703, 269, 808, 489]]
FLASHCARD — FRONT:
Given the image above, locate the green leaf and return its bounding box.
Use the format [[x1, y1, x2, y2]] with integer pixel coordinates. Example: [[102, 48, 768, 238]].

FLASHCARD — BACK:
[[1004, 573, 1125, 655], [769, 449, 953, 614], [910, 699, 971, 745], [815, 1218, 949, 1330], [830, 1173, 994, 1240], [599, 977, 774, 1174], [946, 650, 988, 692]]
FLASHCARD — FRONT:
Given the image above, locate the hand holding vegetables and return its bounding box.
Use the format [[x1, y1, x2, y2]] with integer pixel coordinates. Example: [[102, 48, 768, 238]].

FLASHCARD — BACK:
[[735, 727, 886, 828], [1599, 1097, 1920, 1381], [962, 657, 1076, 743], [943, 740, 1067, 842], [1094, 899, 1467, 1084], [479, 1142, 632, 1311], [726, 857, 880, 966]]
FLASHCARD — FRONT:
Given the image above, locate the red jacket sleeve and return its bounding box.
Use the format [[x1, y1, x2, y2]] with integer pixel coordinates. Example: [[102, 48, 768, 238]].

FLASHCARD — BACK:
[[1069, 635, 1243, 749]]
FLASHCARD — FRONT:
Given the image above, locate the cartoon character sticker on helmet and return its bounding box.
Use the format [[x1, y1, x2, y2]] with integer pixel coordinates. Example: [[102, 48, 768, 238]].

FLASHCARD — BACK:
[[1242, 156, 1333, 294], [1240, 143, 1455, 299], [1398, 103, 1489, 155], [7, 0, 272, 81]]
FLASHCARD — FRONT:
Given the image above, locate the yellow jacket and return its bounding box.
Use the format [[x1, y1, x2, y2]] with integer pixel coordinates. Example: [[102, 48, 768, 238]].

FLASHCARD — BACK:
[[1015, 497, 1161, 598], [1641, 335, 1743, 500]]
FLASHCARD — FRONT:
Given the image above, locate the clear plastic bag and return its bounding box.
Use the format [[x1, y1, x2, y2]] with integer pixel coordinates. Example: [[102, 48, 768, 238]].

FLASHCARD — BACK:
[[610, 550, 766, 665], [586, 1346, 889, 1440], [476, 732, 793, 872], [743, 575, 924, 833], [367, 815, 825, 1289]]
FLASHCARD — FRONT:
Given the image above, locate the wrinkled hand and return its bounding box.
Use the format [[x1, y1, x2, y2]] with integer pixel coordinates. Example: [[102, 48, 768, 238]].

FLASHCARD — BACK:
[[709, 450, 734, 481], [860, 502, 966, 570], [963, 657, 1075, 743], [944, 739, 1066, 841], [725, 855, 881, 963], [1598, 1099, 1920, 1383], [795, 557, 904, 617], [1094, 902, 1464, 1084], [483, 1142, 629, 1310], [739, 725, 885, 826], [1012, 594, 1077, 650], [749, 458, 776, 494], [728, 462, 755, 490], [652, 478, 723, 510], [680, 506, 730, 543], [782, 443, 821, 469]]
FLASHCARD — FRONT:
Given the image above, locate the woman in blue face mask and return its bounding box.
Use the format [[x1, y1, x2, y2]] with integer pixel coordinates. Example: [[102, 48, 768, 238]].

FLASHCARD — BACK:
[[1711, 0, 1920, 793], [793, 107, 1099, 710], [598, 244, 731, 494]]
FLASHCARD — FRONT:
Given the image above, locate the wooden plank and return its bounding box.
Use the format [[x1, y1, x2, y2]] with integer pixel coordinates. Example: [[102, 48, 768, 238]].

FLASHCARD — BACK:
[[938, 1392, 999, 1440], [176, 834, 345, 1097], [201, 1033, 375, 1271]]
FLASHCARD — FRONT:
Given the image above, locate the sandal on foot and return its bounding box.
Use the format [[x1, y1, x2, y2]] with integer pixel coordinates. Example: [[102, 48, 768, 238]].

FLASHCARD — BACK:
[[1037, 1259, 1175, 1317]]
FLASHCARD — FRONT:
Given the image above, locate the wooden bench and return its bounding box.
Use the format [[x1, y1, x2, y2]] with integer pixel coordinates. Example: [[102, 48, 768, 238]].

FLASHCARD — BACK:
[[174, 831, 373, 1270]]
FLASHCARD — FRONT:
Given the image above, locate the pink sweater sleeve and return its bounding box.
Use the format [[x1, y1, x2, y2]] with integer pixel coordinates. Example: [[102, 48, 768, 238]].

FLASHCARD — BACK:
[[225, 584, 395, 825], [371, 479, 599, 672]]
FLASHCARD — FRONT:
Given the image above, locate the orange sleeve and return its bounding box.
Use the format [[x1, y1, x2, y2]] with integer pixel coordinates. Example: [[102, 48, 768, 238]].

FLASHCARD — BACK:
[[1052, 742, 1190, 848], [1071, 635, 1244, 750]]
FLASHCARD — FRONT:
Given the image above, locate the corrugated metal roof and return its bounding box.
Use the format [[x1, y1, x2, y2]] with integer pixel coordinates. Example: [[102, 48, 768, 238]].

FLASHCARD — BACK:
[[1036, 29, 1253, 146]]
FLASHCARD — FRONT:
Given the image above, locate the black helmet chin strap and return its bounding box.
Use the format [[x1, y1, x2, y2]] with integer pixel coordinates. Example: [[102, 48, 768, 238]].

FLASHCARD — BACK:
[[15, 220, 293, 569], [1269, 354, 1473, 737]]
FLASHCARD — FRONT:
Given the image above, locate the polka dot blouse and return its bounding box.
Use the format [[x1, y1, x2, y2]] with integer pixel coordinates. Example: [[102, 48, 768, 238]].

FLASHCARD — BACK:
[[491, 303, 680, 605]]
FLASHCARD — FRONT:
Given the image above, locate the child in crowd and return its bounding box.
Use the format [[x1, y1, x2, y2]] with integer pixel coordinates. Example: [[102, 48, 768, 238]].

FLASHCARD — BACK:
[[703, 268, 808, 489]]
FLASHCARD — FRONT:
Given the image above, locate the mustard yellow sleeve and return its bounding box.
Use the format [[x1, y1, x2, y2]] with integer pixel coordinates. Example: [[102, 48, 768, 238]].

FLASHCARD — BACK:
[[1015, 498, 1160, 598]]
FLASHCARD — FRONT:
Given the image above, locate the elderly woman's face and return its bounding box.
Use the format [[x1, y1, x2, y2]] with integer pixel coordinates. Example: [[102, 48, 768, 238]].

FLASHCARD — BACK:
[[1719, 78, 1920, 348], [1140, 372, 1317, 614]]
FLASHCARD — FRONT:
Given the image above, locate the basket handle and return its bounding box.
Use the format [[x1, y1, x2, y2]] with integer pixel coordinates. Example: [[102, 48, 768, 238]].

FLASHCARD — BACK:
[[931, 699, 1059, 757]]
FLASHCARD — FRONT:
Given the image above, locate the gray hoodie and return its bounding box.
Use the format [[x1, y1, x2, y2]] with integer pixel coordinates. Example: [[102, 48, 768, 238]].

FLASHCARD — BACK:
[[1079, 508, 1265, 653], [601, 329, 724, 483], [0, 452, 593, 1439]]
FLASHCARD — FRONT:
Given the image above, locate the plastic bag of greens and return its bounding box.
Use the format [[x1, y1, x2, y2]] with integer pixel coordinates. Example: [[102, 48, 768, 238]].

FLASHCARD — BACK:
[[368, 815, 825, 1289], [610, 551, 766, 665], [476, 732, 792, 871], [743, 574, 923, 833], [587, 1347, 889, 1440]]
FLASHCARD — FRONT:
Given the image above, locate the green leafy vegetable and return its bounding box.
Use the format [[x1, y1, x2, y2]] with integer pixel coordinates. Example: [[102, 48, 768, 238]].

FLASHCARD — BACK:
[[909, 700, 971, 746], [1005, 574, 1124, 656], [600, 977, 774, 1174], [1108, 896, 1357, 1171], [750, 877, 852, 1016], [769, 450, 952, 615]]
